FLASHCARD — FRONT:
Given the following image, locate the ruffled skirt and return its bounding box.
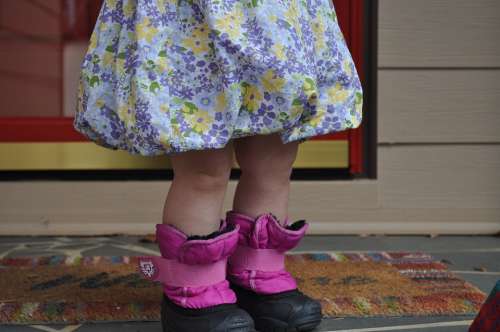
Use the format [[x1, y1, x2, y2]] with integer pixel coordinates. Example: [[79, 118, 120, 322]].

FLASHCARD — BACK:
[[74, 0, 363, 156]]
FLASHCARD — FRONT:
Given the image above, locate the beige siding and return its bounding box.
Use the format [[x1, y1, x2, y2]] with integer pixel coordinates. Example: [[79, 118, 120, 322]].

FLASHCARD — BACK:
[[378, 0, 500, 67], [376, 0, 500, 233], [378, 70, 500, 143], [379, 145, 500, 209], [1, 180, 498, 235]]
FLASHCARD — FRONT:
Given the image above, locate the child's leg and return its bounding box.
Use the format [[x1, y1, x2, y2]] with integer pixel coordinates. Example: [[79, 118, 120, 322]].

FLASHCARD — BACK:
[[163, 141, 234, 236], [232, 133, 299, 223], [226, 134, 322, 332], [145, 141, 257, 331]]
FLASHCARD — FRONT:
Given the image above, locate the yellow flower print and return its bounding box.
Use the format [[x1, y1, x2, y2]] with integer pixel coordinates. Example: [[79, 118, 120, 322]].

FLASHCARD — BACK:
[[308, 107, 326, 127], [215, 91, 227, 111], [261, 69, 285, 93], [159, 132, 172, 150], [103, 51, 114, 66], [88, 32, 97, 51], [157, 56, 170, 72], [271, 43, 287, 61], [302, 77, 318, 106], [95, 98, 105, 108], [160, 104, 170, 114], [311, 18, 326, 50], [303, 77, 317, 93], [284, 1, 301, 37], [116, 57, 126, 75], [182, 103, 213, 133], [136, 17, 158, 43], [289, 102, 303, 121], [214, 6, 244, 40], [88, 21, 108, 51], [182, 23, 210, 55], [172, 121, 182, 137], [327, 82, 349, 103], [242, 83, 263, 113], [123, 0, 136, 17], [117, 103, 135, 126], [156, 0, 166, 13], [342, 58, 352, 77]]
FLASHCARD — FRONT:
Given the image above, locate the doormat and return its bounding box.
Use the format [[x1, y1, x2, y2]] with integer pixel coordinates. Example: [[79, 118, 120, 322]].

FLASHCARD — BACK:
[[0, 252, 487, 324]]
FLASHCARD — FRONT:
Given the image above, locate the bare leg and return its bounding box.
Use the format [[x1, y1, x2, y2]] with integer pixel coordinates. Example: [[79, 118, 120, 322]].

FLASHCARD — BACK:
[[163, 141, 234, 236], [232, 133, 299, 223]]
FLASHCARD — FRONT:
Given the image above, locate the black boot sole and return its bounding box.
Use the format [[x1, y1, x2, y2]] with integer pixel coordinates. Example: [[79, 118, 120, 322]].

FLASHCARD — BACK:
[[253, 314, 323, 332], [161, 293, 258, 332], [229, 282, 322, 332]]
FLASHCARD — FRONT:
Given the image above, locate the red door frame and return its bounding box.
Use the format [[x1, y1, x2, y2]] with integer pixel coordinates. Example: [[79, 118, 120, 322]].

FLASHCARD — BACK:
[[332, 0, 365, 175], [307, 0, 365, 175], [0, 0, 366, 174]]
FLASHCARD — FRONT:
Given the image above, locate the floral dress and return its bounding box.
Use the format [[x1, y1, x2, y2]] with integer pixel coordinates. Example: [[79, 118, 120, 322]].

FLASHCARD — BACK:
[[74, 0, 363, 156]]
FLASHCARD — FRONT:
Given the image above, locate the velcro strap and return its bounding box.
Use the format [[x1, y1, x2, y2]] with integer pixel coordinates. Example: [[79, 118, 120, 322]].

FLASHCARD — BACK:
[[228, 245, 285, 271], [137, 256, 227, 287]]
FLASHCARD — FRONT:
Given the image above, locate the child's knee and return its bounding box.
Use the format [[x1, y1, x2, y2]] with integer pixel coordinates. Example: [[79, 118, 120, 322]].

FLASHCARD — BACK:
[[173, 156, 232, 191]]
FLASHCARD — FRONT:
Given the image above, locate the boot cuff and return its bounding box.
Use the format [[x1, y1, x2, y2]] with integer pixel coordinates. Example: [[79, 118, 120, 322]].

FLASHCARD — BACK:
[[156, 222, 240, 265], [225, 211, 308, 252]]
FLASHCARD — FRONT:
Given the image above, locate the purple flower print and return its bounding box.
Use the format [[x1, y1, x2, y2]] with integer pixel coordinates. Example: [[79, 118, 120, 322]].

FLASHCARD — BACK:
[[180, 120, 190, 132], [218, 35, 241, 55], [124, 54, 140, 75], [208, 62, 219, 73], [75, 0, 363, 156], [148, 71, 157, 81], [100, 72, 111, 82], [135, 100, 152, 132], [201, 133, 213, 144], [275, 96, 285, 105]]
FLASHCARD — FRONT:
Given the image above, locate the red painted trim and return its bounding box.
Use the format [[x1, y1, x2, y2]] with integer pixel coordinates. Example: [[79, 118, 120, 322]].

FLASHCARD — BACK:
[[59, 0, 65, 117], [310, 132, 349, 140], [0, 117, 348, 142], [347, 0, 365, 175], [0, 117, 86, 142], [331, 0, 365, 174], [333, 0, 351, 43]]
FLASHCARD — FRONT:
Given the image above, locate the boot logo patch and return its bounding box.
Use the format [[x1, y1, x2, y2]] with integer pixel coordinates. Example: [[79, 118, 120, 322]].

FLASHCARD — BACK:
[[139, 259, 156, 278]]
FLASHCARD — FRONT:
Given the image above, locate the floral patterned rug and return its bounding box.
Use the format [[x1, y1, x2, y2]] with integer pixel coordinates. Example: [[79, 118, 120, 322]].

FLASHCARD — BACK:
[[0, 252, 487, 324]]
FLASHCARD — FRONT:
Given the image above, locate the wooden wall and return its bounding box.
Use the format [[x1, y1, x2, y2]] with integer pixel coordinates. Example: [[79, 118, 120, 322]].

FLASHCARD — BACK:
[[377, 0, 500, 232]]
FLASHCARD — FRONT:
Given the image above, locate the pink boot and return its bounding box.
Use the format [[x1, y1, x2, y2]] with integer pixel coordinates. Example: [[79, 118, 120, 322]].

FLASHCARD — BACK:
[[225, 211, 322, 332], [137, 220, 256, 332]]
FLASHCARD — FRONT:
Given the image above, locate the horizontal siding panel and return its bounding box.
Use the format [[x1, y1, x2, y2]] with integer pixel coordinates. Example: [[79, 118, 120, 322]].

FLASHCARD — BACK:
[[0, 180, 379, 215], [1, 180, 498, 235], [378, 69, 500, 143], [379, 145, 500, 209], [378, 0, 500, 67]]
